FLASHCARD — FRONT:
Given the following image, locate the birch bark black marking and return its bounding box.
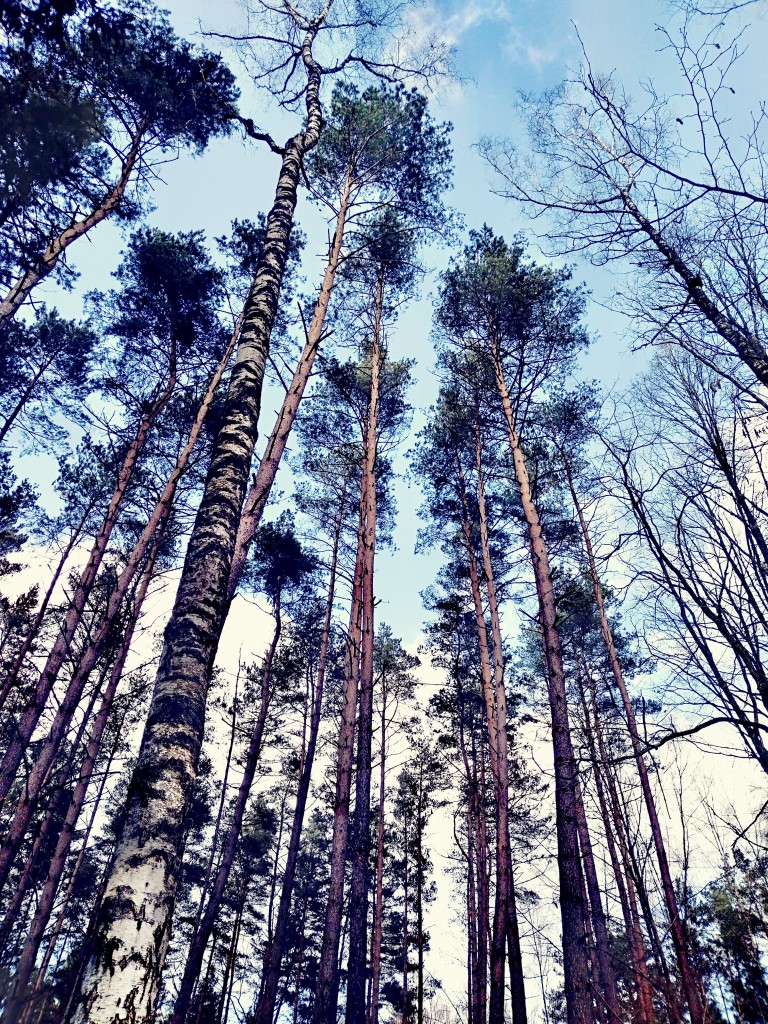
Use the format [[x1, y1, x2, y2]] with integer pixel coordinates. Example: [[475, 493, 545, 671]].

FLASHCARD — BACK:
[[68, 33, 324, 1020]]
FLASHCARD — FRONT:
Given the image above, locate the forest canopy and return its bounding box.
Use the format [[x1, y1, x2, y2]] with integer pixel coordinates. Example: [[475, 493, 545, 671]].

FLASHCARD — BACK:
[[0, 2, 766, 1024]]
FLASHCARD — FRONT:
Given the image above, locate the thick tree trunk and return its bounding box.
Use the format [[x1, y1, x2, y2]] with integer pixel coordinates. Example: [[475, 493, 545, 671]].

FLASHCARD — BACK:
[[565, 466, 704, 1024], [171, 600, 282, 1024], [345, 277, 383, 1024], [0, 123, 146, 327], [1, 546, 158, 1024], [228, 167, 354, 598], [252, 503, 343, 1024], [493, 357, 593, 1024], [0, 328, 237, 893], [312, 514, 365, 1024], [67, 53, 323, 1019], [0, 354, 177, 809]]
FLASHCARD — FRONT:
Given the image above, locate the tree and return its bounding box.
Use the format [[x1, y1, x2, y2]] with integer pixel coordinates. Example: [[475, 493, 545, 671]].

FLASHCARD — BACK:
[[433, 228, 596, 1024], [68, 2, 431, 1014], [0, 4, 237, 325], [481, 20, 768, 390]]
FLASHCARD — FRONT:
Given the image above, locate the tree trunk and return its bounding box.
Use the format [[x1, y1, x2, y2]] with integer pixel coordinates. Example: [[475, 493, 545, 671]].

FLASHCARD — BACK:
[[0, 353, 178, 810], [68, 52, 323, 1020], [367, 685, 387, 1024], [345, 275, 383, 1024], [493, 355, 593, 1024], [576, 670, 655, 1024], [618, 186, 768, 389], [0, 325, 237, 893], [171, 598, 282, 1024], [565, 464, 704, 1024], [1, 544, 158, 1024], [253, 502, 344, 1024], [0, 510, 92, 715], [572, 773, 622, 1024], [228, 166, 354, 597], [473, 419, 527, 1024], [0, 122, 147, 327], [312, 513, 365, 1024]]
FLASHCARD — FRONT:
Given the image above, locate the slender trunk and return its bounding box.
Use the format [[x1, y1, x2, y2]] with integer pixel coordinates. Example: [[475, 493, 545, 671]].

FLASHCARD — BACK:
[[171, 599, 282, 1024], [312, 502, 366, 1024], [228, 166, 354, 598], [1, 544, 158, 1024], [466, 800, 480, 1024], [192, 665, 241, 996], [0, 355, 54, 446], [416, 770, 425, 1024], [0, 123, 146, 326], [476, 749, 489, 1024], [0, 516, 90, 715], [68, 50, 324, 1018], [455, 453, 506, 1022], [474, 420, 527, 1024], [493, 356, 592, 1024], [577, 672, 655, 1024], [573, 772, 622, 1024], [216, 881, 245, 1024], [591, 689, 679, 1024], [618, 186, 768, 389], [345, 277, 383, 1024], [0, 326, 237, 894], [402, 817, 409, 1024], [565, 465, 704, 1024], [367, 687, 387, 1024], [254, 503, 343, 1024], [0, 354, 177, 810]]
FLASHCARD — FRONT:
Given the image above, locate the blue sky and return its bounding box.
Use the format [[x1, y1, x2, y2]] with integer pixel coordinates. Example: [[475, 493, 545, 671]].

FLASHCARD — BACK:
[[27, 0, 768, 648]]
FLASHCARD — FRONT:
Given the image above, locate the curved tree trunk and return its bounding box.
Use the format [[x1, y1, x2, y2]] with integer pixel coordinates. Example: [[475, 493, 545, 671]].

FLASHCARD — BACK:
[[68, 43, 324, 1020]]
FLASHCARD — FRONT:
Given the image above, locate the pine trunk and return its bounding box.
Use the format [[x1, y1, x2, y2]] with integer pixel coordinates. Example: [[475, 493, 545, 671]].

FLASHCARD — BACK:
[[252, 503, 343, 1024], [228, 166, 354, 597], [0, 327, 236, 892], [345, 277, 383, 1024], [0, 358, 177, 810], [312, 510, 365, 1024], [493, 356, 593, 1024], [171, 601, 282, 1024], [1, 545, 158, 1024]]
